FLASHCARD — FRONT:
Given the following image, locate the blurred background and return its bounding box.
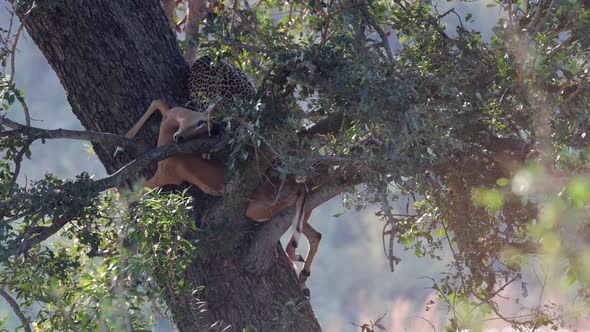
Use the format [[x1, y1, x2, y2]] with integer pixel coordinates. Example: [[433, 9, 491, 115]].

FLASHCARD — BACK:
[[1, 1, 589, 331]]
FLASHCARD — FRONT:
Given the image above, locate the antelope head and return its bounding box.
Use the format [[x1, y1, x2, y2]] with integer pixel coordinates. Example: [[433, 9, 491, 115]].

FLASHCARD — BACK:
[[172, 96, 223, 143], [172, 110, 210, 143]]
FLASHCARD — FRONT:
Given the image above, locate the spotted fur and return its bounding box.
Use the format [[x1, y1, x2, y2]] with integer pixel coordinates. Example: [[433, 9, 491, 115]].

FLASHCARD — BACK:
[[186, 55, 256, 112]]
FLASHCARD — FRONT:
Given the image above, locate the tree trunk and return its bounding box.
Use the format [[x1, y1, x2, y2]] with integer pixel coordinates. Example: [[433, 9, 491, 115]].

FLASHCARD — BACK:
[[19, 0, 189, 174], [17, 0, 321, 330]]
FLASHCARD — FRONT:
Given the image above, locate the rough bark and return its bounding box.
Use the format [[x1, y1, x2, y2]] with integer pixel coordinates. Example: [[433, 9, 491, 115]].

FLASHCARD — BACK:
[[18, 0, 189, 174], [16, 0, 321, 330]]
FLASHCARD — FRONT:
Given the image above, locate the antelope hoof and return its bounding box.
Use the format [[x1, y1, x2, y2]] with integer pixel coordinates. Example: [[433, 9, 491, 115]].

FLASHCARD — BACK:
[[302, 287, 310, 297], [298, 269, 310, 297]]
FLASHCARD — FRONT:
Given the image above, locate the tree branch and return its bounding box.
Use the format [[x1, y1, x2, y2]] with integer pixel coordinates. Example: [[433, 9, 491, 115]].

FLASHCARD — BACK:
[[0, 137, 228, 262], [17, 216, 70, 256], [96, 136, 227, 190], [526, 0, 551, 34], [0, 287, 32, 332], [9, 138, 33, 186], [0, 117, 148, 155], [8, 23, 24, 85], [3, 18, 30, 126], [358, 0, 395, 64], [300, 111, 352, 137]]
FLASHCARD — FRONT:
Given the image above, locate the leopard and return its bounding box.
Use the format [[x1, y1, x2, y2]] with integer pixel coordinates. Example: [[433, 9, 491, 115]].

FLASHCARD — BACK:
[[185, 55, 256, 112]]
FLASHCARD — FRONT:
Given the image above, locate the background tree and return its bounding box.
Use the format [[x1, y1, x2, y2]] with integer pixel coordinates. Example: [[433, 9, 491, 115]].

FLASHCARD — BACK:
[[1, 0, 589, 331]]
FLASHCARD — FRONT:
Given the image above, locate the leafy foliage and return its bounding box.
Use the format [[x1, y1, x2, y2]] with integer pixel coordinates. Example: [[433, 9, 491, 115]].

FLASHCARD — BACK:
[[0, 186, 216, 330], [2, 0, 590, 330]]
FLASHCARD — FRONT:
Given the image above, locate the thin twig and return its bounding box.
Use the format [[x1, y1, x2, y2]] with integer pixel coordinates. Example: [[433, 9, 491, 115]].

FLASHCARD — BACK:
[[9, 138, 33, 186], [473, 276, 519, 308], [526, 0, 549, 34], [5, 8, 15, 45], [532, 266, 549, 329], [230, 114, 284, 161], [472, 277, 537, 326], [8, 23, 24, 86], [379, 180, 401, 271], [200, 40, 269, 54], [4, 84, 33, 128], [412, 316, 437, 332]]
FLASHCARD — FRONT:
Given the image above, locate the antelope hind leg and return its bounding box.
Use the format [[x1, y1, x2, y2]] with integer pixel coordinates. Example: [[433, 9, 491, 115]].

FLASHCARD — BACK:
[[298, 220, 320, 297]]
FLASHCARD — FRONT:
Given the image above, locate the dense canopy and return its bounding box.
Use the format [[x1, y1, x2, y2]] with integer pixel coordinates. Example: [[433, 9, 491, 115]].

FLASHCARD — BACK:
[[1, 0, 590, 330]]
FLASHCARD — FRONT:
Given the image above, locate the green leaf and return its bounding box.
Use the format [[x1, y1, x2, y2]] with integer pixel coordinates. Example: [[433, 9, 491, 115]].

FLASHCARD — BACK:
[[567, 177, 590, 208], [496, 178, 509, 187], [472, 188, 504, 211]]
